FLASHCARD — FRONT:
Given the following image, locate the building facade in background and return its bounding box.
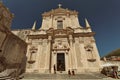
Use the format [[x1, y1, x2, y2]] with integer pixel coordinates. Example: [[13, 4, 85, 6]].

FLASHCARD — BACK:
[[12, 5, 101, 73]]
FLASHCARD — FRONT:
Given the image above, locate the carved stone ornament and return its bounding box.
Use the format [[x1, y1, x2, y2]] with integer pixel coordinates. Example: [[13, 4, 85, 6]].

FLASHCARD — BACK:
[[84, 45, 93, 52], [52, 41, 69, 52]]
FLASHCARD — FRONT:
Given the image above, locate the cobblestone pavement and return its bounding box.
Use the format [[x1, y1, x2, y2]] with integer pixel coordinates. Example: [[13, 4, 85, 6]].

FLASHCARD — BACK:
[[21, 73, 119, 80]]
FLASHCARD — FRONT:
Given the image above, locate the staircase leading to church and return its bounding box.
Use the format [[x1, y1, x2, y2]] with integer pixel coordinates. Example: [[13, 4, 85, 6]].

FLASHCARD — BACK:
[[21, 73, 109, 80]]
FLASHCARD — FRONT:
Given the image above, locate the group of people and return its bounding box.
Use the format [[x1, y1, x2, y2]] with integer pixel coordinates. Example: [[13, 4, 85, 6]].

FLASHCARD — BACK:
[[101, 66, 119, 79], [112, 67, 119, 79], [68, 69, 75, 76], [53, 64, 75, 76]]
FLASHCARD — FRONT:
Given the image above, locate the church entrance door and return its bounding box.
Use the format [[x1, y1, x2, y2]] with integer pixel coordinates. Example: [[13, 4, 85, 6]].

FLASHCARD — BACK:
[[57, 53, 65, 71]]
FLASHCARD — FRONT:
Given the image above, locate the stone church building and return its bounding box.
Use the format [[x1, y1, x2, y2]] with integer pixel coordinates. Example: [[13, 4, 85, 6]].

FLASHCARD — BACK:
[[12, 5, 101, 74]]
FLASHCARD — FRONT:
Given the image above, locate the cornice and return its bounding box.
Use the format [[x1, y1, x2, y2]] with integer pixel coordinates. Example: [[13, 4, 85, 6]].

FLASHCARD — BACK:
[[27, 34, 48, 39], [73, 32, 95, 37], [27, 28, 95, 39]]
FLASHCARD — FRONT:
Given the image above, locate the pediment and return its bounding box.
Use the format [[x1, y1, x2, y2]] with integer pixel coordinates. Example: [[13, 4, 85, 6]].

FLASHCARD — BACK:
[[42, 7, 78, 17]]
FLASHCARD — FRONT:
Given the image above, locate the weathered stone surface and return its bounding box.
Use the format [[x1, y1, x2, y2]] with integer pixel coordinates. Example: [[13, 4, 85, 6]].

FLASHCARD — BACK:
[[12, 5, 101, 74], [0, 2, 27, 78], [22, 73, 108, 80], [0, 2, 13, 30]]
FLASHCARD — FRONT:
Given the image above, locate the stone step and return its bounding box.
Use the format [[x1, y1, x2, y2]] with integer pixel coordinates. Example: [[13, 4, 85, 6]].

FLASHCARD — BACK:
[[22, 79, 108, 80], [21, 78, 119, 80], [21, 73, 109, 80]]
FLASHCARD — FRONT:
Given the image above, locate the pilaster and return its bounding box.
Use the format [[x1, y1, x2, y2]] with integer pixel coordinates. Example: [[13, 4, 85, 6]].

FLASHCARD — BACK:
[[51, 50, 57, 73], [73, 39, 78, 70], [69, 35, 76, 70], [45, 36, 52, 73]]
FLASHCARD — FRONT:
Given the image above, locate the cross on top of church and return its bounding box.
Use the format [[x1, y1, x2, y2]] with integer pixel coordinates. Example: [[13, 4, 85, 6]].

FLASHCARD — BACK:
[[58, 4, 62, 8]]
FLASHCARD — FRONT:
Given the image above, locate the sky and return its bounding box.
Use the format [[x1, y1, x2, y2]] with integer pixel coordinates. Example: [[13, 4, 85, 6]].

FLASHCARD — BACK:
[[2, 0, 120, 57]]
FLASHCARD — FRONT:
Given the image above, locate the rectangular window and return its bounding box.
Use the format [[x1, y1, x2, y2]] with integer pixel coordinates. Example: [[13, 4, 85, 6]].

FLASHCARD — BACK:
[[57, 20, 63, 29]]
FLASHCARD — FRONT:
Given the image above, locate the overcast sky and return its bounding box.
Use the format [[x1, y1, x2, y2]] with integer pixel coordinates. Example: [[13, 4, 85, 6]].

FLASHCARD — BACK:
[[2, 0, 120, 57]]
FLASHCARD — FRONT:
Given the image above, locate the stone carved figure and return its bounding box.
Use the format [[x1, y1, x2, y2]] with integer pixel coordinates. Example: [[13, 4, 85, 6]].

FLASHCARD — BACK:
[[53, 40, 69, 50]]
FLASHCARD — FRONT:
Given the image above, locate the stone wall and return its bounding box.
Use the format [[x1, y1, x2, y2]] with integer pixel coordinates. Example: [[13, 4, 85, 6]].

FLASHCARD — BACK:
[[0, 2, 13, 30], [0, 2, 27, 75], [0, 29, 27, 76]]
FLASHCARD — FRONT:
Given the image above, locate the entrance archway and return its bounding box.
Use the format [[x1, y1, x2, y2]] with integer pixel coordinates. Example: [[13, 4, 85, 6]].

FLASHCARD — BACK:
[[57, 53, 65, 71]]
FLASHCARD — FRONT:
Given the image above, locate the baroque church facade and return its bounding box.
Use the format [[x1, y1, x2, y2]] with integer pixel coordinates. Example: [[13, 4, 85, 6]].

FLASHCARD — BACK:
[[12, 5, 101, 73]]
